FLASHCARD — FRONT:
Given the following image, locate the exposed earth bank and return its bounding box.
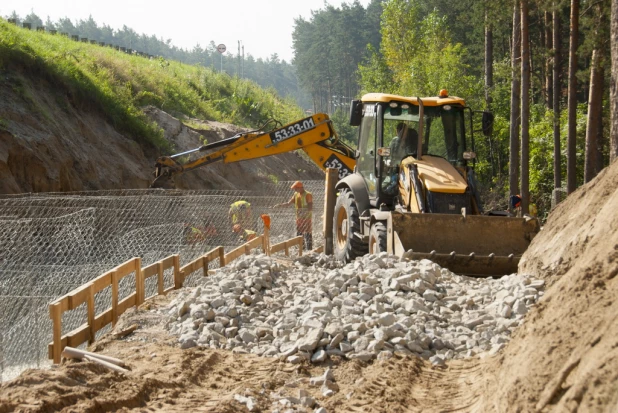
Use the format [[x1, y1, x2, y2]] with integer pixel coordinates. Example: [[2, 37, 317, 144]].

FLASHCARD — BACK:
[[0, 71, 321, 194]]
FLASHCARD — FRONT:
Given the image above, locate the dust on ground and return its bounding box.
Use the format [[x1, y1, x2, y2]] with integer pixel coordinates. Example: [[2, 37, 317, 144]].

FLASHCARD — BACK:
[[2, 161, 618, 412]]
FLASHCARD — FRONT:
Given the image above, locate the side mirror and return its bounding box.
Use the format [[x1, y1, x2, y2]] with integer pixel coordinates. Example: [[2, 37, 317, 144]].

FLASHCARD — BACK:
[[482, 111, 494, 137], [349, 100, 362, 126]]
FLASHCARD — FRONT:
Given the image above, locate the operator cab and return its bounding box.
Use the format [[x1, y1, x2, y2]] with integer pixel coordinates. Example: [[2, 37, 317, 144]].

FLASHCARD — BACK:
[[349, 91, 489, 211]]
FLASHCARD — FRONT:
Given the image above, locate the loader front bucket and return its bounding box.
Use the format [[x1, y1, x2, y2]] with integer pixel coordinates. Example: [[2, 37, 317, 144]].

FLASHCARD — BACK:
[[387, 212, 540, 277]]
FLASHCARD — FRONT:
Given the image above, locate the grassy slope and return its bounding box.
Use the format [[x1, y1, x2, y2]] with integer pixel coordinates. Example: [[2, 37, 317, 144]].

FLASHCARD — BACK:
[[0, 19, 304, 152]]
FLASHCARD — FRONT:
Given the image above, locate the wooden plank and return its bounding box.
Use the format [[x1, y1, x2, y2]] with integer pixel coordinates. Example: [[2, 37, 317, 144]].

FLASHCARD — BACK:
[[114, 258, 137, 279], [94, 308, 113, 332], [179, 256, 204, 278], [141, 262, 158, 279], [157, 262, 164, 295], [163, 286, 175, 295], [87, 284, 95, 345], [205, 247, 223, 262], [50, 302, 62, 363], [67, 284, 91, 310], [136, 257, 144, 305], [66, 324, 90, 348], [224, 245, 245, 264], [284, 241, 290, 256], [92, 271, 113, 293], [50, 295, 70, 312], [160, 255, 176, 270], [270, 240, 287, 254], [111, 270, 119, 327], [117, 293, 136, 315]]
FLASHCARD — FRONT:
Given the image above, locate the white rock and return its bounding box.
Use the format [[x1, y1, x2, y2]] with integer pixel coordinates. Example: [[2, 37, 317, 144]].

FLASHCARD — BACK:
[[234, 394, 257, 411]]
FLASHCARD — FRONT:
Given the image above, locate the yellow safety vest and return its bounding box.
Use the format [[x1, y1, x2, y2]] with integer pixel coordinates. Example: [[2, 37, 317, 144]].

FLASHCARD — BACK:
[[230, 201, 251, 224]]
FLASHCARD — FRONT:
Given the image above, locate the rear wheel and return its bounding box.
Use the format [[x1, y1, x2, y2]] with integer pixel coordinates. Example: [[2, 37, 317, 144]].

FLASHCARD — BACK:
[[333, 188, 367, 262], [369, 222, 387, 254]]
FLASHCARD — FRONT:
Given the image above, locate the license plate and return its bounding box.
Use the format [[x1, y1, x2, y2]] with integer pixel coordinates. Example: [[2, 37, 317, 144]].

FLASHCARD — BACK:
[[269, 117, 316, 144]]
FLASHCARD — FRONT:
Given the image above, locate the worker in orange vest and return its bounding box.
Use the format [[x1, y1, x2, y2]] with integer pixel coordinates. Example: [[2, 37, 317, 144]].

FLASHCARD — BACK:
[[273, 181, 313, 250]]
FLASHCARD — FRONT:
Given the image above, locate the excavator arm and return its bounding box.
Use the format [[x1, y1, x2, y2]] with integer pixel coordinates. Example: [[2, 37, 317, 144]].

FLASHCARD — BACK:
[[151, 114, 356, 188]]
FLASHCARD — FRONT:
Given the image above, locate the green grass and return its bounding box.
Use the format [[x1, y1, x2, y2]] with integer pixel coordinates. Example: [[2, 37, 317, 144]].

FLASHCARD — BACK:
[[0, 20, 304, 153]]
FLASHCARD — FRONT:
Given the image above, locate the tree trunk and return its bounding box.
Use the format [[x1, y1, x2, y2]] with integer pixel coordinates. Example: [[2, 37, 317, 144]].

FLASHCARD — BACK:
[[553, 3, 562, 207], [521, 0, 530, 214], [611, 0, 618, 163], [485, 18, 494, 109], [485, 12, 495, 176], [545, 11, 553, 109], [567, 0, 579, 193], [585, 49, 603, 183], [509, 0, 522, 203], [595, 66, 605, 175]]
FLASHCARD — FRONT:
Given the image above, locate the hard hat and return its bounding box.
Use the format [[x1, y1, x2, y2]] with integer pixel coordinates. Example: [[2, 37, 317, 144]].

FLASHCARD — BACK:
[[291, 181, 303, 189], [232, 224, 242, 232]]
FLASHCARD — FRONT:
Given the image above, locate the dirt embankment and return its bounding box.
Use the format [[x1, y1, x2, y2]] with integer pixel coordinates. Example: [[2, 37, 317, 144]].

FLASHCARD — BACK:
[[0, 72, 321, 194]]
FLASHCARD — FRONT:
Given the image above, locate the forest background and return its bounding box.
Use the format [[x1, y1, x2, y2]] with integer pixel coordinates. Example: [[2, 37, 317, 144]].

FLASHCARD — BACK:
[[4, 0, 618, 220]]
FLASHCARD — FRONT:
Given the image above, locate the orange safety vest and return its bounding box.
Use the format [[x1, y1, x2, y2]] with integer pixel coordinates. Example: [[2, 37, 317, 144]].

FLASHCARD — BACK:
[[294, 191, 312, 221]]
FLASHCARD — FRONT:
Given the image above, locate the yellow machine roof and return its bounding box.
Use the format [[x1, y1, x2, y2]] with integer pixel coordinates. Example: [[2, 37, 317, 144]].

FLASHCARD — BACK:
[[361, 93, 466, 107]]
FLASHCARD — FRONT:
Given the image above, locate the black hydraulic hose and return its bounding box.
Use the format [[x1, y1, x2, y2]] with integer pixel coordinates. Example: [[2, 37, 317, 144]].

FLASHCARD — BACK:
[[410, 164, 426, 213]]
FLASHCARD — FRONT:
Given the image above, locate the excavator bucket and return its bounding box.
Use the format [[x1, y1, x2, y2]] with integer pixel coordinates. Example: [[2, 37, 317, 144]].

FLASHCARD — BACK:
[[150, 174, 175, 189], [387, 212, 540, 277]]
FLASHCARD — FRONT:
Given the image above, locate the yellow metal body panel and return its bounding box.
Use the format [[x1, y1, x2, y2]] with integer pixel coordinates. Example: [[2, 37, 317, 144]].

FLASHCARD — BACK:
[[302, 143, 356, 179], [401, 156, 467, 194], [361, 93, 466, 107]]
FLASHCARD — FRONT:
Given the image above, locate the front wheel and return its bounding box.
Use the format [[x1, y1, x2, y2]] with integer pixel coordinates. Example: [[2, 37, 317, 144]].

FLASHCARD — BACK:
[[333, 188, 367, 262], [369, 222, 387, 254]]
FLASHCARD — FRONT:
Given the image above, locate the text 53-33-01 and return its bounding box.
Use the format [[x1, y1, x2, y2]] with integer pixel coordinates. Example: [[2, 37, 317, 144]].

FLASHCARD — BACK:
[[269, 117, 316, 143]]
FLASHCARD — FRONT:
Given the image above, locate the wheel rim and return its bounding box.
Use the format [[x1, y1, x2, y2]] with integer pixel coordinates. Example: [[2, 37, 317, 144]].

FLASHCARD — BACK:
[[336, 206, 348, 249]]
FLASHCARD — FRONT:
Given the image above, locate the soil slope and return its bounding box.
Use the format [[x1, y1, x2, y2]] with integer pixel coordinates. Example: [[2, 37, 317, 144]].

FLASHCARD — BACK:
[[0, 72, 321, 194]]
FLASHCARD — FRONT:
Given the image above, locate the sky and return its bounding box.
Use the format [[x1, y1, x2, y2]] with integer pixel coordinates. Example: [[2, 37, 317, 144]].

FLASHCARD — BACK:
[[1, 0, 372, 63]]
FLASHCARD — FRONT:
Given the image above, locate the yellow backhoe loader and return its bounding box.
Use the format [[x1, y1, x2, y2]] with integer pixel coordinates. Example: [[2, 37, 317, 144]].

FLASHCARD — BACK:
[[151, 114, 356, 189], [332, 91, 539, 276], [149, 91, 539, 276]]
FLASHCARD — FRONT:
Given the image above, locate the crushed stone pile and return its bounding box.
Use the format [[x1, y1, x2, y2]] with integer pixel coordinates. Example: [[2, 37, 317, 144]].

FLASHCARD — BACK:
[[161, 253, 544, 366]]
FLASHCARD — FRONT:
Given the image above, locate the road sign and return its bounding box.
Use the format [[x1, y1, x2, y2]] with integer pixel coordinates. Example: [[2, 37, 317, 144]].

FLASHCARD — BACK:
[[217, 44, 226, 54]]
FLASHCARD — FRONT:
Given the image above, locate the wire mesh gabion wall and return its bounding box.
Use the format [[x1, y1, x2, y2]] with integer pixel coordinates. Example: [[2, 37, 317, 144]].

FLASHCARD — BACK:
[[0, 180, 325, 381]]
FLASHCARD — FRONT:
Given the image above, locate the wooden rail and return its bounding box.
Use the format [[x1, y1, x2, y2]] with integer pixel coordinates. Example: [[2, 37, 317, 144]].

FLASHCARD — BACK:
[[48, 233, 304, 363]]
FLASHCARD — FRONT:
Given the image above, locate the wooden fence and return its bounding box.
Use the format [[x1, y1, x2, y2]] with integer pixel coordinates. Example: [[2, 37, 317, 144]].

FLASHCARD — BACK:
[[48, 234, 304, 363]]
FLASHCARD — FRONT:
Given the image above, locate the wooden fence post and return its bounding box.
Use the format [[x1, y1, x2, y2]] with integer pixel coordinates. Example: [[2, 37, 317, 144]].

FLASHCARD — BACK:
[[173, 254, 182, 289], [136, 257, 144, 306], [111, 270, 119, 327], [219, 246, 225, 267], [157, 262, 164, 295], [87, 284, 95, 344], [50, 302, 62, 364], [323, 168, 338, 255]]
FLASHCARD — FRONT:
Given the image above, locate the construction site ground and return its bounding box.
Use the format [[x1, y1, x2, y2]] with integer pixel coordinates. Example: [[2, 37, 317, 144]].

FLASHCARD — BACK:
[[1, 160, 618, 412]]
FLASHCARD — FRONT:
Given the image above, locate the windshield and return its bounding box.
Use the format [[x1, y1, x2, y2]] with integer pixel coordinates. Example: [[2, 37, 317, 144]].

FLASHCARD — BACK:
[[382, 103, 467, 166]]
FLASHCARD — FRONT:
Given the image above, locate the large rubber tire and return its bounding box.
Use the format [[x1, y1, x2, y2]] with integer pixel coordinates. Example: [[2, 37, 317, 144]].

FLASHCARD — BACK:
[[333, 188, 367, 262], [369, 222, 387, 254]]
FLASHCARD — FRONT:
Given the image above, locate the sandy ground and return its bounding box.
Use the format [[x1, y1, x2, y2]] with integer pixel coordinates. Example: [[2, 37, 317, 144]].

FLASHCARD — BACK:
[[2, 161, 618, 412], [0, 297, 492, 413]]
